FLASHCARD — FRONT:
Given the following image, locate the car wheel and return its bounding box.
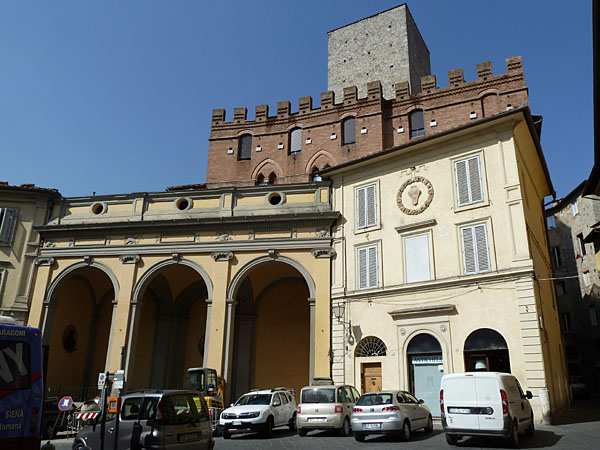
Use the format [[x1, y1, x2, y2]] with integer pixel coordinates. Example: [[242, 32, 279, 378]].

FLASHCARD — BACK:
[[339, 417, 351, 437], [399, 420, 411, 441], [222, 428, 231, 440], [425, 414, 433, 433], [525, 413, 535, 436], [445, 433, 458, 446], [354, 432, 366, 442], [262, 416, 274, 438], [298, 427, 307, 436], [289, 412, 297, 432], [507, 420, 519, 448]]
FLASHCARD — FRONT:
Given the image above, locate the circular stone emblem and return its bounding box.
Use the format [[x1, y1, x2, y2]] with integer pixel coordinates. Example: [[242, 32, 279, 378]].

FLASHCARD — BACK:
[[397, 176, 434, 215]]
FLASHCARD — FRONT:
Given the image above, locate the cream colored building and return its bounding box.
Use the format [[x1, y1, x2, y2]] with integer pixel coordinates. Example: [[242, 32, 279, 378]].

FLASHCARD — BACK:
[[26, 183, 336, 402], [0, 183, 60, 324], [325, 107, 570, 422]]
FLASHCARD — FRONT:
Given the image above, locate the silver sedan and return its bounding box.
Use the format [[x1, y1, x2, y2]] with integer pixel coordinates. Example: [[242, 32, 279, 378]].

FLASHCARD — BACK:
[[351, 390, 433, 442]]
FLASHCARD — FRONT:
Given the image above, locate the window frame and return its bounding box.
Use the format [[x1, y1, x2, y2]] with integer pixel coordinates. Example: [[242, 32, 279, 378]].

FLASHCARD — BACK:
[[0, 207, 18, 245], [356, 242, 380, 291], [409, 109, 425, 138], [552, 247, 562, 268], [546, 215, 556, 229], [459, 221, 492, 275], [572, 201, 579, 216], [453, 154, 486, 209], [355, 182, 379, 232], [289, 127, 302, 155], [402, 230, 434, 284], [342, 116, 356, 145]]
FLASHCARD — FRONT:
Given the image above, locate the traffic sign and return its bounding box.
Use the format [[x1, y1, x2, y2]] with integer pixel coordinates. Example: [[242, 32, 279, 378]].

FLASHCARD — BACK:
[[98, 372, 106, 389], [58, 396, 73, 411]]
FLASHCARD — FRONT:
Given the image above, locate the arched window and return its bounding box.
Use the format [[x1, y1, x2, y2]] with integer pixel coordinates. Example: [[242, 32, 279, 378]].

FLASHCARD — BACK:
[[289, 128, 302, 155], [463, 328, 510, 373], [256, 173, 266, 186], [238, 134, 252, 160], [409, 109, 425, 138], [342, 116, 356, 145], [355, 336, 387, 357], [268, 172, 278, 185]]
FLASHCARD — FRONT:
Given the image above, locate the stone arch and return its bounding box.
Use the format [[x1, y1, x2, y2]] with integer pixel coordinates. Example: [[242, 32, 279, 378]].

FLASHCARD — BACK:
[[305, 150, 336, 174], [227, 255, 315, 301], [339, 111, 358, 120], [251, 158, 283, 183]]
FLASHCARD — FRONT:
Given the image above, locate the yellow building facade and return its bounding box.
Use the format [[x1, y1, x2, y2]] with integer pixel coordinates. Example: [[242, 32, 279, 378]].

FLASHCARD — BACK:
[[26, 183, 336, 401]]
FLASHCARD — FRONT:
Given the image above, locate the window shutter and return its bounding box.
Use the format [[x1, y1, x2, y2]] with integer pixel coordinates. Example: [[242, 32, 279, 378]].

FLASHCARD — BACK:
[[357, 188, 366, 229], [368, 246, 378, 288], [238, 134, 252, 160], [468, 157, 483, 203], [0, 208, 17, 243], [358, 247, 368, 289], [474, 224, 490, 272], [342, 117, 356, 145], [461, 227, 476, 274], [455, 160, 470, 206], [366, 185, 376, 227], [290, 128, 302, 154]]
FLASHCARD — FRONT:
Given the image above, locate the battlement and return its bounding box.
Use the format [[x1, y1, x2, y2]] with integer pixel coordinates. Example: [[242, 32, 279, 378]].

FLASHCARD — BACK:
[[211, 56, 524, 128]]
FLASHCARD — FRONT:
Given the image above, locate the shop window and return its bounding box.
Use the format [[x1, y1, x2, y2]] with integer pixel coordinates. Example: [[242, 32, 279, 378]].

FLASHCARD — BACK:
[[455, 156, 483, 206], [238, 134, 252, 160], [342, 116, 356, 145], [409, 109, 425, 138]]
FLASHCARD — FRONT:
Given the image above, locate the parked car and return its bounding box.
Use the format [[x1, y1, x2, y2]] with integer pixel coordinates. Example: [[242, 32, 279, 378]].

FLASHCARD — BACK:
[[72, 390, 214, 450], [219, 388, 296, 439], [296, 383, 360, 436], [351, 390, 433, 442], [440, 372, 534, 448]]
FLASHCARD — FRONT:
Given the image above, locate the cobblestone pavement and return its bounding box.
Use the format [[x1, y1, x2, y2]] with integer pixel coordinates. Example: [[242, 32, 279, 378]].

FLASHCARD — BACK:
[[43, 399, 600, 450]]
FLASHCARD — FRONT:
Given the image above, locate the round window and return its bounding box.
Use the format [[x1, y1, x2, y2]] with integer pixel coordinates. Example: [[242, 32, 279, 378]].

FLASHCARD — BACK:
[[267, 192, 284, 206], [91, 203, 105, 215], [175, 197, 192, 211]]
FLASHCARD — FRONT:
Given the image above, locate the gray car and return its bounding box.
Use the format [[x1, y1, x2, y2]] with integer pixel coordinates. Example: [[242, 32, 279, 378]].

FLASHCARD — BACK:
[[351, 390, 433, 442], [72, 390, 214, 450]]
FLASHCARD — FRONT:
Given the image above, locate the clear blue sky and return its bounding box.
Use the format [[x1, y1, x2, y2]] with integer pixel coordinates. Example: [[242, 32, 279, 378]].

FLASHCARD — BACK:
[[0, 1, 593, 199]]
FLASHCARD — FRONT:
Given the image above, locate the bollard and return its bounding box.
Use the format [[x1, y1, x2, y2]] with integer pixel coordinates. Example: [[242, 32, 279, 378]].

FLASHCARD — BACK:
[[539, 388, 552, 425]]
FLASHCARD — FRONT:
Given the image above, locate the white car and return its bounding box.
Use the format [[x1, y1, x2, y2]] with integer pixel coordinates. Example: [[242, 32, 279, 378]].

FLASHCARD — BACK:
[[441, 372, 534, 448], [219, 388, 297, 439]]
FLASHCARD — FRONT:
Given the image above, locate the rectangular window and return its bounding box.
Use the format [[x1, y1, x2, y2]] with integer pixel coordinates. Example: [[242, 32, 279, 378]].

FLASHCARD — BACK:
[[342, 117, 356, 145], [562, 312, 571, 332], [0, 207, 18, 244], [583, 271, 591, 287], [555, 281, 566, 296], [577, 233, 586, 256], [289, 128, 302, 155], [404, 233, 431, 283], [238, 134, 252, 160], [572, 201, 579, 216], [357, 245, 378, 290], [460, 223, 491, 274], [552, 247, 562, 267], [356, 184, 377, 229], [546, 215, 556, 229], [589, 306, 598, 327], [455, 156, 483, 206]]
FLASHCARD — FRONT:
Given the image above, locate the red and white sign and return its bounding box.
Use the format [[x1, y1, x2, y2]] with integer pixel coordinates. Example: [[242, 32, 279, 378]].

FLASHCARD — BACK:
[[76, 412, 100, 420], [58, 396, 73, 411]]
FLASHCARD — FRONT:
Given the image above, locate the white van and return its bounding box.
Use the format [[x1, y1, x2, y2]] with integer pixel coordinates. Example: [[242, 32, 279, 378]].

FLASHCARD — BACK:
[[440, 372, 534, 448]]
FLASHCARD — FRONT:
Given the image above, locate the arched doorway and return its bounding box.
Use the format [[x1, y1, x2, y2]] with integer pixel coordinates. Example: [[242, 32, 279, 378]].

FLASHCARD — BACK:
[[42, 264, 116, 399], [355, 336, 387, 393], [463, 328, 510, 373], [229, 258, 311, 401], [407, 333, 443, 416], [128, 261, 210, 390]]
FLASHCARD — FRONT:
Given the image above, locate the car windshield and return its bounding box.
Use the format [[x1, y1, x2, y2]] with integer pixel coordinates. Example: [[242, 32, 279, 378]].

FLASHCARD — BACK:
[[356, 393, 393, 406], [235, 394, 272, 406], [301, 388, 335, 403]]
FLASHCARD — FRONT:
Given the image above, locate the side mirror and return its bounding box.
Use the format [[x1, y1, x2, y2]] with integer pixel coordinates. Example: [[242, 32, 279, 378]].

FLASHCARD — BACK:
[[273, 401, 281, 407], [526, 391, 533, 399], [418, 399, 424, 404]]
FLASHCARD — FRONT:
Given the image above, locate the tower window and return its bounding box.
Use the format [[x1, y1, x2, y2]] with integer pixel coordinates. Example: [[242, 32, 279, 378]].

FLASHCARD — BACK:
[[342, 117, 356, 145], [409, 109, 425, 138], [289, 128, 302, 155], [238, 134, 252, 160]]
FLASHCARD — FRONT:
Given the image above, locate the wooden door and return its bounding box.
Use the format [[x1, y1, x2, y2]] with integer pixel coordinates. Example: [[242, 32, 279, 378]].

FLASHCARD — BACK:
[[361, 363, 382, 393]]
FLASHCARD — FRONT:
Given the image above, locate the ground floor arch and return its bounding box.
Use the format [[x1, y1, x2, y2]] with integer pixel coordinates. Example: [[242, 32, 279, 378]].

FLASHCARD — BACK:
[[464, 328, 510, 373], [407, 333, 443, 416]]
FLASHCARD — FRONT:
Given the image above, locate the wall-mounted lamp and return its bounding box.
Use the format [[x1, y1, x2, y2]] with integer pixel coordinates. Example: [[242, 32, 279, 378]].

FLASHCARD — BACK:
[[332, 303, 353, 343]]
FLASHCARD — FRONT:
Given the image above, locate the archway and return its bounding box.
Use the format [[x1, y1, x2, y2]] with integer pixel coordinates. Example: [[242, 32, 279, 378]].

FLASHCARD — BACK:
[[463, 328, 510, 373], [407, 333, 443, 416], [229, 258, 312, 401], [128, 260, 211, 389], [42, 264, 116, 400]]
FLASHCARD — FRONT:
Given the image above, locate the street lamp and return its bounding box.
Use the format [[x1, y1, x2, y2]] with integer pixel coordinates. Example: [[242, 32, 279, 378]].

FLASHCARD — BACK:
[[332, 302, 353, 343]]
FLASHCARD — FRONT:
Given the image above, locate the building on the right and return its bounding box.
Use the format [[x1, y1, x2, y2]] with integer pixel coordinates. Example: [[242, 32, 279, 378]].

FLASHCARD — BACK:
[[547, 182, 600, 396]]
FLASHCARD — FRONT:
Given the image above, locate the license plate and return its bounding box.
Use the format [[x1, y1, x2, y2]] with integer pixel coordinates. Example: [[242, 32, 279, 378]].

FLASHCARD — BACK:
[[232, 420, 242, 425], [178, 432, 199, 442], [449, 408, 471, 414], [363, 423, 382, 430], [308, 417, 326, 422]]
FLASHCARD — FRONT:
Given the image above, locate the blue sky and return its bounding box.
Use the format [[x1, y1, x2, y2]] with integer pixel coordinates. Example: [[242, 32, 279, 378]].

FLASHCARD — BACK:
[[0, 1, 593, 199]]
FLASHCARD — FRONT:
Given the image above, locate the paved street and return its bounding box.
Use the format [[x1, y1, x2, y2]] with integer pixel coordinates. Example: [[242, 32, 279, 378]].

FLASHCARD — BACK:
[[43, 400, 600, 450]]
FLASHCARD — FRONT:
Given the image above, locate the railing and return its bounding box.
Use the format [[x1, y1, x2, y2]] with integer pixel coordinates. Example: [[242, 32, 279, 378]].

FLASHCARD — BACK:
[[46, 385, 99, 402]]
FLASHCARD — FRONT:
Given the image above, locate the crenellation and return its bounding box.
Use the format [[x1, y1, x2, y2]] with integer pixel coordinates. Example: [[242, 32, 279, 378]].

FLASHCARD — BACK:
[[277, 101, 290, 118], [255, 104, 269, 121], [367, 81, 382, 99], [343, 86, 358, 103], [394, 81, 410, 99], [448, 68, 464, 86], [299, 96, 312, 114], [421, 74, 436, 93], [477, 61, 493, 80], [321, 91, 335, 108], [506, 55, 523, 74], [212, 108, 226, 123], [233, 107, 247, 122]]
